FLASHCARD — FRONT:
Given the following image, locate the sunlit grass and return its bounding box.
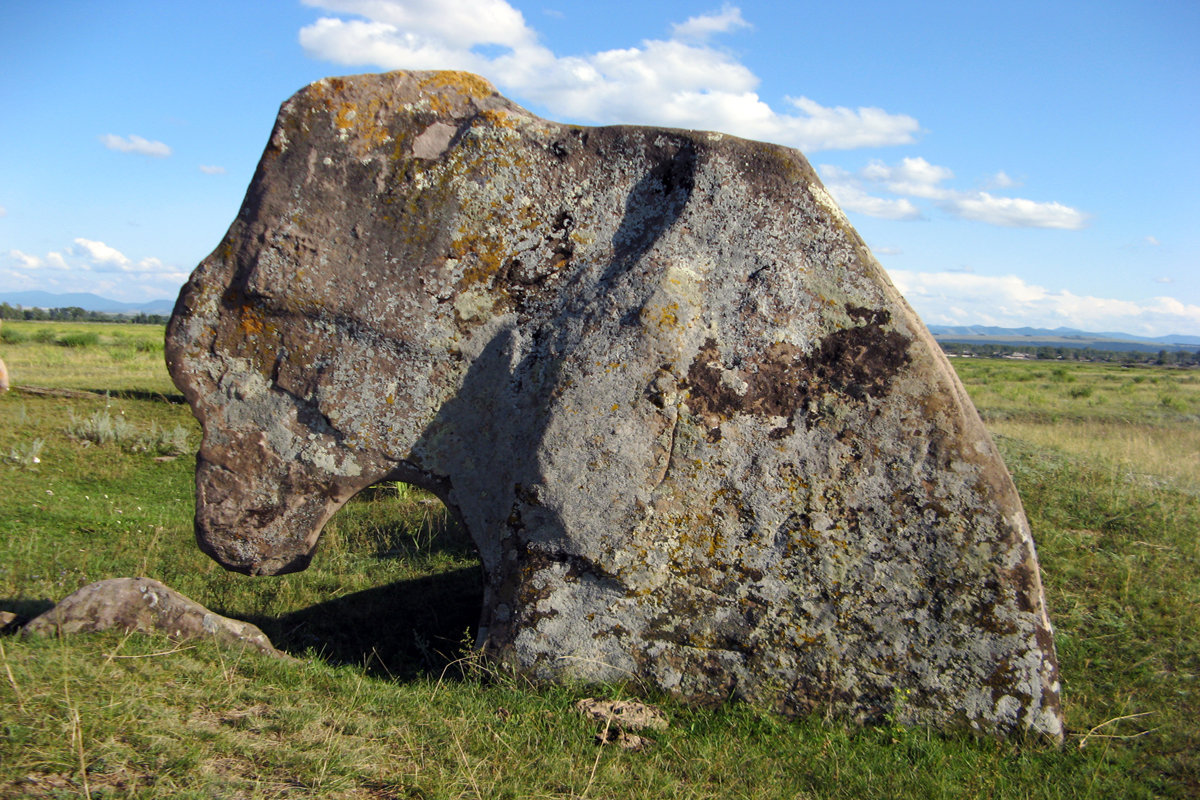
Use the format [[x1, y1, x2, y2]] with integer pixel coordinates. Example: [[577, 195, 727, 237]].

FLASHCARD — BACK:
[[0, 319, 172, 395], [989, 419, 1200, 494], [952, 359, 1200, 494], [953, 358, 1200, 426]]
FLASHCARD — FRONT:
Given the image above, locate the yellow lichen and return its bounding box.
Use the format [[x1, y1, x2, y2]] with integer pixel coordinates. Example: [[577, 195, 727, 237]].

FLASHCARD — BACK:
[[419, 71, 496, 101], [239, 304, 266, 337], [308, 92, 397, 159], [452, 231, 507, 288], [334, 102, 358, 130], [478, 108, 518, 130]]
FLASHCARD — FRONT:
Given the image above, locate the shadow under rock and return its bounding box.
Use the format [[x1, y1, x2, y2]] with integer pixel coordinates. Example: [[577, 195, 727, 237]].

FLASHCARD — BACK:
[[0, 597, 55, 633], [238, 565, 485, 680], [88, 388, 188, 404]]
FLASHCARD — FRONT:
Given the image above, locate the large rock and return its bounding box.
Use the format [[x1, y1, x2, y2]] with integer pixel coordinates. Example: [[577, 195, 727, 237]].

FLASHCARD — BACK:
[[23, 577, 283, 656], [166, 70, 1062, 738]]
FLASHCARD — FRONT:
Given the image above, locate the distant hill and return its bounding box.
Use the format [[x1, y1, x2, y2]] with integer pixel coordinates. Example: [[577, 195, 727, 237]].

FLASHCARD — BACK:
[[927, 325, 1200, 354], [0, 290, 175, 316]]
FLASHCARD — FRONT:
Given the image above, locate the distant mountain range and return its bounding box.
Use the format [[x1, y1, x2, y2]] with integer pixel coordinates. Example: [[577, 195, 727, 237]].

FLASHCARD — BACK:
[[927, 325, 1200, 353], [0, 290, 175, 316], [3, 291, 1199, 353]]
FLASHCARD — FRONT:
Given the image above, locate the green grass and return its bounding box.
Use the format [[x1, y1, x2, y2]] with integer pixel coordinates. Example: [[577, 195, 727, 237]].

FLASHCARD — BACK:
[[0, 319, 172, 396], [953, 358, 1200, 493], [1, 327, 1197, 798]]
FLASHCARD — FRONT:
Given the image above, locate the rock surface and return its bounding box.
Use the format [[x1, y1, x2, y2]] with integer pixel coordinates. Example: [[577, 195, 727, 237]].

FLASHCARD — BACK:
[[23, 577, 283, 656], [166, 70, 1062, 738], [577, 697, 667, 750], [576, 698, 668, 731]]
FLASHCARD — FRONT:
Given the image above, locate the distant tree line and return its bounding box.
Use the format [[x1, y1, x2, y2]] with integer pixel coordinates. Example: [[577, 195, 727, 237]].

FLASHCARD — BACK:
[[938, 340, 1200, 366], [0, 303, 168, 325]]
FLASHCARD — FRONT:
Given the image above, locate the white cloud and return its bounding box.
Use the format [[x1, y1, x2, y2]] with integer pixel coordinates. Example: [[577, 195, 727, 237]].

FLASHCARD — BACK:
[[0, 205, 7, 217], [940, 193, 1088, 230], [10, 250, 42, 269], [299, 18, 492, 72], [199, 165, 227, 174], [987, 170, 1018, 189], [299, 1, 919, 151], [70, 239, 168, 273], [303, 0, 535, 49], [671, 5, 751, 42], [820, 158, 1088, 230], [860, 157, 954, 199], [99, 134, 172, 157], [7, 249, 74, 272], [1155, 276, 1173, 284], [888, 269, 1200, 337], [772, 97, 918, 151], [74, 238, 131, 267], [1144, 235, 1161, 246], [10, 239, 181, 279], [131, 256, 167, 273], [4, 243, 188, 304], [823, 178, 922, 220]]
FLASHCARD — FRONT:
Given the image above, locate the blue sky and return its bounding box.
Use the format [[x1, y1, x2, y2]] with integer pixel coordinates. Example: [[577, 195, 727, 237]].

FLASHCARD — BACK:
[[1, 0, 1197, 335]]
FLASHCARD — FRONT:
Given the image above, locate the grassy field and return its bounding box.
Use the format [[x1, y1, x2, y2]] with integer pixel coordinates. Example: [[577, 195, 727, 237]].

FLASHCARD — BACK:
[[1, 323, 1197, 798]]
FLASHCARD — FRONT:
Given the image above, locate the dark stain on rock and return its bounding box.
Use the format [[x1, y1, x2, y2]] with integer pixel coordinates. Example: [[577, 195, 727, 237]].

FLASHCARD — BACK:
[[681, 338, 744, 422], [682, 306, 912, 429], [808, 306, 911, 404]]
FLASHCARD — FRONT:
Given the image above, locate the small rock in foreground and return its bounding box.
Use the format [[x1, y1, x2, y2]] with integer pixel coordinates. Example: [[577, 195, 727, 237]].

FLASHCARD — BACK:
[[22, 577, 286, 657]]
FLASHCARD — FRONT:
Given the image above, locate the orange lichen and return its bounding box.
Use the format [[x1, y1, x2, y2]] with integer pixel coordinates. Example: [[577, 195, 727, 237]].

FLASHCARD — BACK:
[[478, 108, 519, 130], [239, 304, 266, 337], [452, 231, 507, 287], [419, 71, 495, 101], [334, 102, 358, 130]]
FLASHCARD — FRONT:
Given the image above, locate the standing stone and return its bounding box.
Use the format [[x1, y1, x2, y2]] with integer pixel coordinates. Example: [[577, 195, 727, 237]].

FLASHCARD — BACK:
[[166, 70, 1062, 738]]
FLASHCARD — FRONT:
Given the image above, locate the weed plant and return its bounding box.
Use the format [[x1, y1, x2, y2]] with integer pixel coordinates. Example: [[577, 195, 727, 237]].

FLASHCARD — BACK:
[[5, 436, 44, 468], [0, 327, 1197, 797], [67, 406, 140, 446], [64, 405, 191, 456]]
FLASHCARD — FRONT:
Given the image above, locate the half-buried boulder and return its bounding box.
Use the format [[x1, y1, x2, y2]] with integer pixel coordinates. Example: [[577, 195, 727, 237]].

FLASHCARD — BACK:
[[23, 577, 283, 657], [166, 70, 1062, 739]]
